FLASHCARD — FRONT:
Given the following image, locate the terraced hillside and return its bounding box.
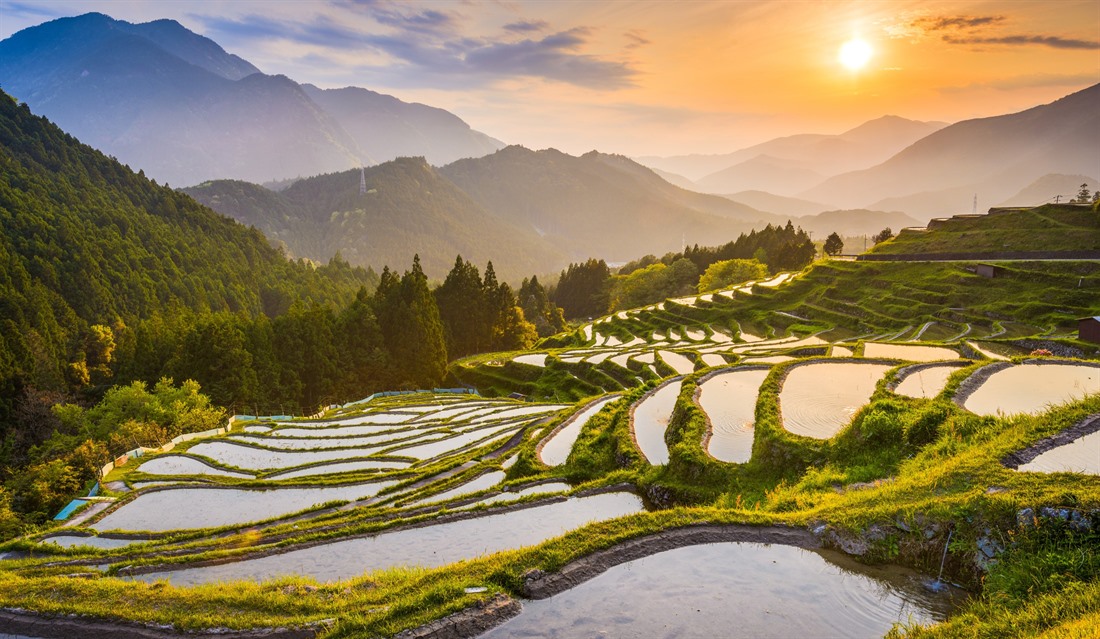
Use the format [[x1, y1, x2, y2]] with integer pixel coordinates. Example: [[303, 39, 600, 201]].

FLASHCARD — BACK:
[[452, 261, 1100, 400], [866, 203, 1100, 257], [1, 261, 1098, 638]]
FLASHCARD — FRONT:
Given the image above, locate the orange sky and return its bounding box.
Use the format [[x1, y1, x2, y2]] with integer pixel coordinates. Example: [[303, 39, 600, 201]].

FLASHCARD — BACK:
[[3, 0, 1098, 155]]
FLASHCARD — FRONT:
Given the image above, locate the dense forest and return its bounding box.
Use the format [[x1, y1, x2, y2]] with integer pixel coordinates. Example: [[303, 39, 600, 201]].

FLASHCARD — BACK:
[[550, 222, 816, 319]]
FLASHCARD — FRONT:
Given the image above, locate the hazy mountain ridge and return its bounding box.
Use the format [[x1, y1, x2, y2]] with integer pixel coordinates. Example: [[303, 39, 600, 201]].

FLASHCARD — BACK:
[[0, 13, 503, 186], [803, 84, 1100, 219], [440, 146, 782, 263], [636, 115, 947, 186], [301, 85, 504, 167], [184, 158, 569, 279]]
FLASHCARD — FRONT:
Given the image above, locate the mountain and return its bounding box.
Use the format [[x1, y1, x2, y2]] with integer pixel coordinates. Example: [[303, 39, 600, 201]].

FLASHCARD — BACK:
[[649, 167, 700, 190], [0, 13, 502, 186], [802, 84, 1100, 219], [300, 85, 503, 167], [720, 190, 833, 217], [439, 146, 782, 263], [0, 91, 375, 404], [697, 154, 826, 196], [995, 173, 1099, 208], [795, 209, 923, 240], [183, 159, 569, 279], [636, 116, 947, 184]]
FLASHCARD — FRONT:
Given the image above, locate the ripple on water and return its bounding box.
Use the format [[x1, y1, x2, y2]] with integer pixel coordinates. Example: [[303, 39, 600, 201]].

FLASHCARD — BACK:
[[135, 492, 645, 586], [864, 343, 959, 362], [1017, 429, 1100, 475], [631, 380, 682, 464], [699, 369, 770, 463], [894, 364, 965, 399], [482, 543, 965, 639], [963, 363, 1100, 417], [540, 396, 620, 466], [780, 362, 894, 439]]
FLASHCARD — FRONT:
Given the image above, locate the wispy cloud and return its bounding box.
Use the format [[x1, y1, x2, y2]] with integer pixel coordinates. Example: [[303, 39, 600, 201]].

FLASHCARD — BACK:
[[503, 20, 549, 34], [899, 12, 1099, 50], [943, 34, 1100, 50], [624, 30, 650, 50], [1, 1, 66, 22], [914, 15, 1005, 31], [193, 9, 636, 90]]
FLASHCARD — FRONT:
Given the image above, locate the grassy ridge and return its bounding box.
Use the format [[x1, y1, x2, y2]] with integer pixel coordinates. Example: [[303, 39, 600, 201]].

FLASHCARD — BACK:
[[870, 204, 1100, 255]]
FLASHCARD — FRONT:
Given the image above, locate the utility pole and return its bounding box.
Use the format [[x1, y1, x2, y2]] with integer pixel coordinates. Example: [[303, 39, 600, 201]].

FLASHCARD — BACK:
[[1054, 194, 1062, 204], [972, 194, 977, 214]]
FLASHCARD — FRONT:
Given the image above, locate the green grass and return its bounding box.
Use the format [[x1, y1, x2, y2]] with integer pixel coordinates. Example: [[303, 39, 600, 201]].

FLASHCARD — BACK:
[[870, 204, 1100, 256]]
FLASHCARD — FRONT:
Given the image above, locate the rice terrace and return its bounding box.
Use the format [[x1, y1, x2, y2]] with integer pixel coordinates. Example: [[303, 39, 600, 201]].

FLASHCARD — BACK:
[[0, 2, 1099, 638]]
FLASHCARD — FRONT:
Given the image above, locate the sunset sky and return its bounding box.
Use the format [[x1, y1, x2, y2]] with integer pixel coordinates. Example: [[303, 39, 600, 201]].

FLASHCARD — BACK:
[[2, 0, 1097, 156]]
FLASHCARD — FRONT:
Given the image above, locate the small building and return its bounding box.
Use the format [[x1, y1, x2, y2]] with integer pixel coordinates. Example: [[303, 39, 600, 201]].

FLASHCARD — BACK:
[[975, 264, 1003, 279], [1080, 317, 1100, 344]]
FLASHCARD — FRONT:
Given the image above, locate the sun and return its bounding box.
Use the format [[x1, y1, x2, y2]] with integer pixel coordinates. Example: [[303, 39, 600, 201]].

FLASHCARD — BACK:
[[839, 38, 873, 71]]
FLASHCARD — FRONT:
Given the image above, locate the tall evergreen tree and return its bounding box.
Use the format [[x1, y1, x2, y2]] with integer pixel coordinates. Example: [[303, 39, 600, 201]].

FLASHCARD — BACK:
[[434, 256, 487, 357]]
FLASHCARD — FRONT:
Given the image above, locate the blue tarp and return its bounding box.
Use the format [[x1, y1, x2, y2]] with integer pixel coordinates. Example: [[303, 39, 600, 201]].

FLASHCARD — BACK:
[[53, 499, 88, 521]]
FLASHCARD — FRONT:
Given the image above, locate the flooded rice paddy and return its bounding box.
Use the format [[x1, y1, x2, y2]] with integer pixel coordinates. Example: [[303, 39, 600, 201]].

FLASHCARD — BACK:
[[482, 542, 964, 639], [136, 492, 644, 586], [1018, 429, 1100, 475], [540, 396, 620, 466], [894, 364, 965, 399], [92, 481, 397, 532], [863, 343, 959, 361], [780, 362, 894, 439], [698, 368, 769, 463], [185, 441, 409, 470], [963, 363, 1100, 416], [658, 350, 695, 375], [631, 380, 682, 465], [40, 535, 142, 550], [136, 455, 251, 478]]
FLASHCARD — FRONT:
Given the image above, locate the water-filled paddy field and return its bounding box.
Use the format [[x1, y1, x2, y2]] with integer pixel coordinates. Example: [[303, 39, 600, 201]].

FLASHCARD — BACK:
[[962, 362, 1100, 417], [779, 362, 894, 439], [483, 542, 964, 639], [136, 491, 644, 586], [631, 380, 682, 464], [698, 368, 769, 463]]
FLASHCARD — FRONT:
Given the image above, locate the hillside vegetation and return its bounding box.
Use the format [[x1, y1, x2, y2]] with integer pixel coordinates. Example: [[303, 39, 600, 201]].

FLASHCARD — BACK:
[[868, 204, 1100, 256]]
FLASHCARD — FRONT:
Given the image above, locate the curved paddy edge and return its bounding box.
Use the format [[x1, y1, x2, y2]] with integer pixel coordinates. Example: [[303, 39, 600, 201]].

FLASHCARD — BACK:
[[1001, 413, 1100, 470]]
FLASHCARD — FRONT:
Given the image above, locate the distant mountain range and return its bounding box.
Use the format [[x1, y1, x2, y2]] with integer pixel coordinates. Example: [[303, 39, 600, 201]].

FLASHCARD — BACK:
[[185, 147, 795, 278], [0, 13, 503, 186], [183, 158, 568, 279], [637, 116, 947, 194], [803, 84, 1100, 219]]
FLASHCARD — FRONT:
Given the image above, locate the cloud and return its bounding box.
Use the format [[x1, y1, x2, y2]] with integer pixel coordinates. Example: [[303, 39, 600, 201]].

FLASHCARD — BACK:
[[943, 34, 1100, 50], [197, 14, 367, 48], [898, 12, 1099, 50], [371, 6, 458, 36], [196, 10, 637, 90], [914, 15, 1005, 32], [503, 20, 549, 33], [624, 30, 650, 50]]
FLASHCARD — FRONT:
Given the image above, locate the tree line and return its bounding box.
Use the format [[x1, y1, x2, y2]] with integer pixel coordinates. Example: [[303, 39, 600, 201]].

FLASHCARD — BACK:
[[550, 222, 817, 319]]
